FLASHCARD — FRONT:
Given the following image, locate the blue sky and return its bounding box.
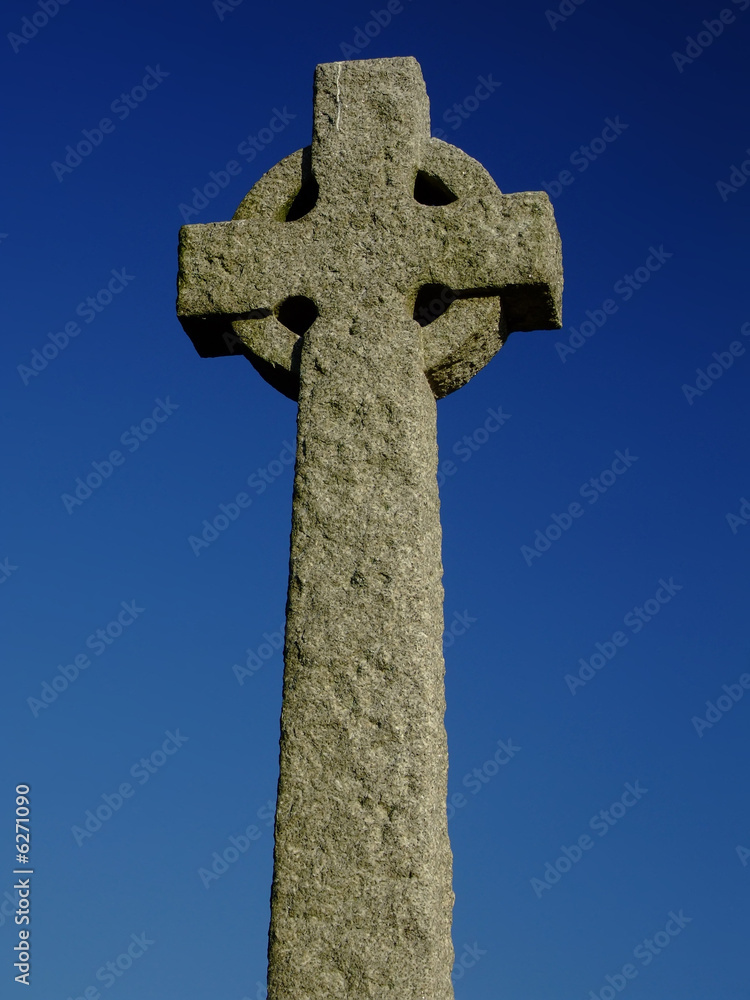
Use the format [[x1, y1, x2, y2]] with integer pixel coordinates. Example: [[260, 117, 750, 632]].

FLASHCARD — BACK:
[[2, 0, 749, 997]]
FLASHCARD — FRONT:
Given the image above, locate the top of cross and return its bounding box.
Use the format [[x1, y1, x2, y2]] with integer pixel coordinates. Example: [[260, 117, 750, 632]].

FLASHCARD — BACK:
[[177, 56, 562, 400]]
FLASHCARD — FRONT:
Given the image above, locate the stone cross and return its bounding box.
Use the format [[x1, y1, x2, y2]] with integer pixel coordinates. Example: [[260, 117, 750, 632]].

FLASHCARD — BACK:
[[177, 56, 562, 1000]]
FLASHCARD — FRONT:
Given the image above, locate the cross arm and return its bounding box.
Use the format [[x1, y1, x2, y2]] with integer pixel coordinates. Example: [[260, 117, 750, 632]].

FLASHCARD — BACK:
[[177, 219, 313, 358], [489, 190, 562, 332], [413, 189, 562, 398], [411, 137, 562, 398], [416, 190, 562, 334]]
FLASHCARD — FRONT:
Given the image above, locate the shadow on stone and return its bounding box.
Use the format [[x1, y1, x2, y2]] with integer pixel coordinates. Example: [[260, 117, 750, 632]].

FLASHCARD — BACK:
[[285, 173, 319, 220], [413, 284, 458, 326], [414, 170, 458, 206], [276, 295, 319, 335]]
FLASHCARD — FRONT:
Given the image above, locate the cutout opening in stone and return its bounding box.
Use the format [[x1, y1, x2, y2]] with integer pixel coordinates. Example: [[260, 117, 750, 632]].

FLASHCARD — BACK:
[[413, 284, 458, 327], [276, 296, 318, 335], [285, 174, 319, 221], [414, 171, 458, 206]]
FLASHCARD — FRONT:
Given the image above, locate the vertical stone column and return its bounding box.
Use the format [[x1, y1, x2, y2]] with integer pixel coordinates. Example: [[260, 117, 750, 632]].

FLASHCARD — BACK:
[[267, 296, 454, 999]]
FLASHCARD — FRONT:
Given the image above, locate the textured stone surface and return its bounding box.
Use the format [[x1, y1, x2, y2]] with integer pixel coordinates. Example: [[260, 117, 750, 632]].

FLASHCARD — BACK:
[[177, 56, 562, 1000]]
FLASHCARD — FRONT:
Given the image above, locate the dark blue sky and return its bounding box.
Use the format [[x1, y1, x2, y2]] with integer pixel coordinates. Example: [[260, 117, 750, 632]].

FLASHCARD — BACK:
[[2, 0, 749, 997]]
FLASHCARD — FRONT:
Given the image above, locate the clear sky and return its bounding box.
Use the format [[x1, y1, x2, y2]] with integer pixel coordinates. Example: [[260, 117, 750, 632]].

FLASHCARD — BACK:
[[2, 0, 748, 997]]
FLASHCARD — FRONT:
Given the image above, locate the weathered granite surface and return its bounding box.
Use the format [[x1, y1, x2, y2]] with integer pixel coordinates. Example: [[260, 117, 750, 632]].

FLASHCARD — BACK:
[[178, 55, 562, 1000]]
